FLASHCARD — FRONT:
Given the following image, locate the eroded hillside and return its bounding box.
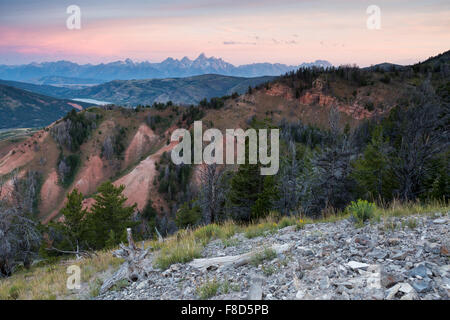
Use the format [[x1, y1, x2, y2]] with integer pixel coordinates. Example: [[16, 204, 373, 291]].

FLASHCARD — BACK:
[[0, 51, 448, 224]]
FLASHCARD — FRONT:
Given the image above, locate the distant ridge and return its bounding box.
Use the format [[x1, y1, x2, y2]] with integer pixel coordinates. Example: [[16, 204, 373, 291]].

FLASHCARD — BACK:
[[0, 84, 92, 129], [0, 54, 332, 82]]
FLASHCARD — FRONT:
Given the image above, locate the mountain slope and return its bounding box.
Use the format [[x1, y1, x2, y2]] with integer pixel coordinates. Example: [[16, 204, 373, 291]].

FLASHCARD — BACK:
[[0, 50, 448, 223], [75, 74, 276, 106], [0, 84, 91, 129], [0, 79, 77, 98]]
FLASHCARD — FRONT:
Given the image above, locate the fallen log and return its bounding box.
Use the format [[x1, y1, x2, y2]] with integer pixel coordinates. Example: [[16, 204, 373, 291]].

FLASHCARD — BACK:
[[188, 243, 293, 271], [99, 228, 153, 294]]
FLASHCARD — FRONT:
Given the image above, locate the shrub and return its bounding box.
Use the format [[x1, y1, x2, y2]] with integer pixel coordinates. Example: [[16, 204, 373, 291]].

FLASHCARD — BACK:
[[196, 278, 221, 299], [8, 286, 21, 300], [278, 216, 297, 229], [193, 223, 222, 243], [244, 222, 277, 239], [347, 199, 376, 225], [175, 201, 202, 229], [57, 153, 80, 188], [154, 238, 202, 270], [250, 247, 277, 266]]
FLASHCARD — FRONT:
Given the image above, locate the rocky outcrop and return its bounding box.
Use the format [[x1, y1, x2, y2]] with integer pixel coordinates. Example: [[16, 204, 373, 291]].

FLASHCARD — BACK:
[[98, 212, 449, 300]]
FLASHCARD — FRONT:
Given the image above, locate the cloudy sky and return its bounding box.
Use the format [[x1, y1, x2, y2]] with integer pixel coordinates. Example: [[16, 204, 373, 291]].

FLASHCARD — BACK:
[[0, 0, 448, 66]]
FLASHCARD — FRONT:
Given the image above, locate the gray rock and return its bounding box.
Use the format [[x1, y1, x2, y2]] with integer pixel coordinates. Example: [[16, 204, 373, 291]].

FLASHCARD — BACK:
[[386, 283, 401, 299], [398, 282, 415, 294], [433, 218, 447, 224], [391, 251, 408, 260], [347, 261, 370, 270], [387, 238, 401, 246], [411, 279, 432, 293], [408, 264, 432, 279], [368, 249, 389, 260], [381, 271, 401, 288], [425, 241, 441, 254]]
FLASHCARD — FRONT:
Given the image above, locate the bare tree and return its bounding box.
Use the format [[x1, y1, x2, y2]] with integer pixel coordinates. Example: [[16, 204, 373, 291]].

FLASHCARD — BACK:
[[392, 99, 449, 200], [198, 164, 225, 224], [0, 171, 41, 276], [102, 135, 115, 160], [276, 141, 301, 215], [300, 107, 356, 216]]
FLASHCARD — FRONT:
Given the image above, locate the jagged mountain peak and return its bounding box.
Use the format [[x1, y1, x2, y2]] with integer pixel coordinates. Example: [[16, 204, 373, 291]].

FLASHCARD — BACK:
[[0, 54, 334, 81]]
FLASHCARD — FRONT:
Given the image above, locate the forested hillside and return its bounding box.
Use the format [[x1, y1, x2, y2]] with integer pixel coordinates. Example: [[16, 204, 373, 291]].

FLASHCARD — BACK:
[[0, 50, 448, 283]]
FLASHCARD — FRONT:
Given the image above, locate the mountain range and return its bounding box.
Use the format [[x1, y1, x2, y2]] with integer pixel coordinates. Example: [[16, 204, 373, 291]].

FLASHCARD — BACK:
[[0, 54, 332, 84]]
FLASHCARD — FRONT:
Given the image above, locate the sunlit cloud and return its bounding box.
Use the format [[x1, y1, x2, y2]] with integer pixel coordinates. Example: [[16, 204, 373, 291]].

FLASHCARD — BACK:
[[0, 0, 448, 66]]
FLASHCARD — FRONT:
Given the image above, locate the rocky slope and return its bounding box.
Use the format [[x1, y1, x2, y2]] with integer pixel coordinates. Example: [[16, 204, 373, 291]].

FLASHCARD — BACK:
[[98, 212, 449, 300]]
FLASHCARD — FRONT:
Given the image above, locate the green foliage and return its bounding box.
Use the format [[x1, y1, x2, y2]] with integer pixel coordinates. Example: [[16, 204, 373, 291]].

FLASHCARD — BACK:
[[196, 278, 221, 299], [250, 247, 277, 267], [347, 199, 376, 225], [58, 153, 80, 188], [141, 199, 157, 237], [199, 96, 226, 109], [352, 126, 397, 200], [421, 151, 450, 201], [181, 107, 205, 126], [251, 175, 279, 220], [61, 109, 99, 151], [88, 181, 137, 249], [46, 189, 88, 253], [60, 189, 87, 242], [175, 200, 202, 229], [8, 286, 20, 300], [156, 152, 193, 204], [154, 238, 203, 270], [227, 162, 278, 222], [113, 126, 127, 157], [48, 184, 137, 252]]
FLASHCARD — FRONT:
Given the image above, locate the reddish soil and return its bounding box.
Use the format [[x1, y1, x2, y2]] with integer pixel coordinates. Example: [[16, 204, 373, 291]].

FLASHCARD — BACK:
[[123, 124, 157, 168], [114, 141, 177, 211], [266, 83, 295, 101], [0, 131, 48, 175], [40, 169, 64, 222], [72, 155, 105, 196], [67, 103, 83, 111]]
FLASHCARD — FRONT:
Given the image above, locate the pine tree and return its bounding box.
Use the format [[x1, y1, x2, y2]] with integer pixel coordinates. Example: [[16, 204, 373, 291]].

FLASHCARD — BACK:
[[227, 163, 278, 221], [175, 200, 201, 229], [87, 181, 137, 249], [227, 163, 262, 221], [59, 189, 87, 249], [352, 126, 397, 201]]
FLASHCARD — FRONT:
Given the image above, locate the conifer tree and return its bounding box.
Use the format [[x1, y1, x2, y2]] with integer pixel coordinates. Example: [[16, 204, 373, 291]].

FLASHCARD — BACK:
[[87, 181, 137, 249], [58, 189, 87, 249]]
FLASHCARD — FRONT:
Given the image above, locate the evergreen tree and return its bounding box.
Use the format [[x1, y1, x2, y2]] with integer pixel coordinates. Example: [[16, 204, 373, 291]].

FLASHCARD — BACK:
[[175, 200, 201, 229], [55, 189, 88, 250], [352, 126, 397, 200], [227, 163, 278, 221], [87, 181, 137, 249], [61, 189, 86, 240]]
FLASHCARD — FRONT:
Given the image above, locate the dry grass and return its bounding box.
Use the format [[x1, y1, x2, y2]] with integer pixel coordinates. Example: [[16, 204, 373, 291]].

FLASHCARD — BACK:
[[375, 199, 449, 219], [1, 200, 447, 299], [0, 250, 122, 300]]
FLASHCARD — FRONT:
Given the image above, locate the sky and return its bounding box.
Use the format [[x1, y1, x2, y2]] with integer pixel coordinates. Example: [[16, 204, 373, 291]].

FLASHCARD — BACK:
[[0, 0, 449, 67]]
